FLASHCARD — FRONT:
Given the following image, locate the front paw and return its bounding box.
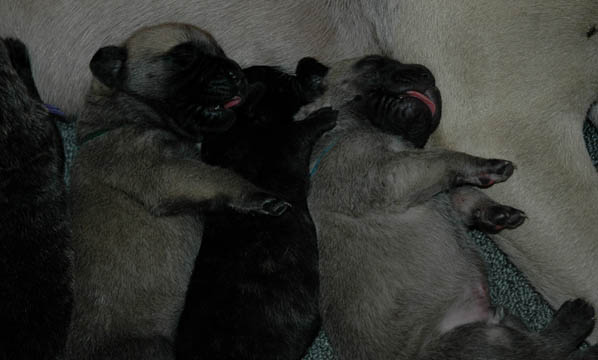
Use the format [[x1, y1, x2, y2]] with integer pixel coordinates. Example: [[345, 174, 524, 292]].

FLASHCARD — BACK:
[[472, 205, 526, 233], [230, 192, 291, 216], [455, 159, 514, 188]]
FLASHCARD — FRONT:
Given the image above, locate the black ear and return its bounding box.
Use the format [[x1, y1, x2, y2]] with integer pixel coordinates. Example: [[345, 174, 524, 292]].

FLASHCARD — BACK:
[[90, 46, 127, 88], [296, 57, 329, 79], [296, 57, 329, 103], [3, 38, 42, 101]]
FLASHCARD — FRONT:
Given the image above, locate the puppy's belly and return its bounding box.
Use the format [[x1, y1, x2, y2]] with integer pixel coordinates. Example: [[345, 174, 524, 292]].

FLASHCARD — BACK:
[[437, 280, 490, 333], [71, 190, 204, 339]]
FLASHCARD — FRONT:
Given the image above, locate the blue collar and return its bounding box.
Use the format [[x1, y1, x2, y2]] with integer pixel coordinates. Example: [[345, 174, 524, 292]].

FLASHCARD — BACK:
[[309, 138, 338, 177], [45, 104, 65, 117]]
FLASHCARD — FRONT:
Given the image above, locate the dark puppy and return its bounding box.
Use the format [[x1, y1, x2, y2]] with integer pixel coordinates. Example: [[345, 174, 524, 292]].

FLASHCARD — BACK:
[[67, 23, 287, 360], [304, 55, 598, 359], [176, 59, 336, 360], [0, 38, 72, 360]]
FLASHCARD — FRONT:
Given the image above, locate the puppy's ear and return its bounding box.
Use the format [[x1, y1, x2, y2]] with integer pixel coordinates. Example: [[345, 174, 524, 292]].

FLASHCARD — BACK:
[[296, 57, 329, 79], [90, 46, 127, 88], [296, 57, 329, 103]]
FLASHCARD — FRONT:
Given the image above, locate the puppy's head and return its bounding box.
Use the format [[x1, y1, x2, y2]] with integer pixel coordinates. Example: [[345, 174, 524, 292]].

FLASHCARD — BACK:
[[317, 55, 442, 148], [89, 23, 248, 137]]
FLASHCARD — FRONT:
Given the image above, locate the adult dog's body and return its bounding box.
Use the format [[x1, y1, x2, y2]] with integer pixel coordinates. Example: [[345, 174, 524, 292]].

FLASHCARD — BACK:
[[2, 0, 597, 339]]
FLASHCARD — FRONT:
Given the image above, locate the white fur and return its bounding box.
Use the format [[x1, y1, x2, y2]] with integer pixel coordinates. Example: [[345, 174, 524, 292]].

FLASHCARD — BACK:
[[2, 0, 597, 341]]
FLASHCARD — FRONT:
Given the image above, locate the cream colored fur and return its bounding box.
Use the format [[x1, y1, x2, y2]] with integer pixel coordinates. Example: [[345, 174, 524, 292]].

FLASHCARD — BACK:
[[2, 0, 597, 341]]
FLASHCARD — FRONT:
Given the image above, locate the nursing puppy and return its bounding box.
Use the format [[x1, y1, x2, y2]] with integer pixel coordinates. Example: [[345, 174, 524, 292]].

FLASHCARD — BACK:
[[305, 55, 598, 359], [2, 3, 596, 336], [176, 58, 335, 360], [0, 38, 72, 360], [67, 23, 288, 360]]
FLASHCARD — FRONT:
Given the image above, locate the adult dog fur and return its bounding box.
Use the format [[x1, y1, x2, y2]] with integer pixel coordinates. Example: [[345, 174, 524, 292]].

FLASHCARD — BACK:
[[0, 38, 72, 360], [66, 23, 287, 360], [1, 0, 597, 340], [305, 55, 598, 360]]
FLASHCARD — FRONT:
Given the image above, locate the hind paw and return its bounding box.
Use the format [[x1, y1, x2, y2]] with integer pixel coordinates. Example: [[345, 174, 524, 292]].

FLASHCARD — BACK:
[[544, 299, 595, 349], [456, 159, 515, 188], [473, 205, 526, 233]]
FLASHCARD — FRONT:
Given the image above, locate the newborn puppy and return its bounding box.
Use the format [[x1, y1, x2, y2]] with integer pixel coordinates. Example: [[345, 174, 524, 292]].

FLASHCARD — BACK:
[[0, 38, 72, 360], [175, 59, 336, 360], [67, 23, 287, 360], [305, 55, 597, 359]]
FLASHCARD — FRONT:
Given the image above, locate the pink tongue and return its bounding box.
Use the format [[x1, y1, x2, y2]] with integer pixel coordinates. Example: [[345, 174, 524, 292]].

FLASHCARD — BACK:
[[223, 96, 242, 109], [406, 91, 436, 116]]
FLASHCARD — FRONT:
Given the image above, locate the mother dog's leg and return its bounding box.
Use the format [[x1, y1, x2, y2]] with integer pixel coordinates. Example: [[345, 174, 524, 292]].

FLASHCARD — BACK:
[[385, 0, 598, 341]]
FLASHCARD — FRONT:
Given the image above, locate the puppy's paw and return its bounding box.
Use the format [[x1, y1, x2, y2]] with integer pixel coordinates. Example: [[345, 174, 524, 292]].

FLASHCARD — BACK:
[[472, 205, 526, 233], [544, 299, 595, 348], [456, 159, 514, 188], [231, 192, 291, 216]]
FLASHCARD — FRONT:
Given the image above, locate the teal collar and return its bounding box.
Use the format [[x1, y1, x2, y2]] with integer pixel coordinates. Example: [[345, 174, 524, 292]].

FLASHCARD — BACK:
[[78, 127, 121, 146], [309, 137, 338, 177]]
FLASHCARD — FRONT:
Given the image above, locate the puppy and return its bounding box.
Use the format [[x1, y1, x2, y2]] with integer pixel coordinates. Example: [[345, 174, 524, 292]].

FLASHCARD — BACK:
[[66, 23, 287, 360], [0, 38, 72, 360], [305, 55, 598, 359], [175, 58, 335, 360]]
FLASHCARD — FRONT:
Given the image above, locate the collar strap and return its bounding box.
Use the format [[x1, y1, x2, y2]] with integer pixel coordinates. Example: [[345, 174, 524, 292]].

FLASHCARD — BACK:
[[309, 137, 338, 177], [44, 104, 66, 117], [78, 128, 120, 146]]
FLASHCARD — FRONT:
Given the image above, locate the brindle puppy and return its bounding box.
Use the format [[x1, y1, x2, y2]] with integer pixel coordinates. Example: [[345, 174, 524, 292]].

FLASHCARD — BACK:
[[176, 58, 334, 360], [66, 23, 288, 360], [0, 38, 72, 360], [304, 55, 598, 359]]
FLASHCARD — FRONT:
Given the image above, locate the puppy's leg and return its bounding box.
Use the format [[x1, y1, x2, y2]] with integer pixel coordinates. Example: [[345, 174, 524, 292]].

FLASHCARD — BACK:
[[541, 299, 596, 355], [381, 150, 515, 208], [151, 161, 291, 216], [449, 187, 527, 233], [103, 158, 289, 217]]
